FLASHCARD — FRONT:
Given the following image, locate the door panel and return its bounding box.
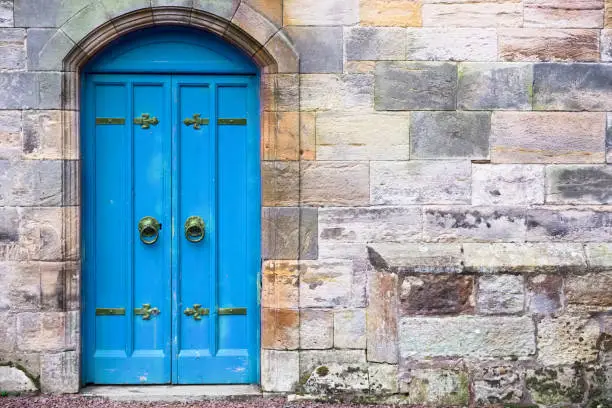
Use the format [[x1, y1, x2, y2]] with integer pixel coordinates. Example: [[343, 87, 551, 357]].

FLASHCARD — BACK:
[[83, 74, 260, 385]]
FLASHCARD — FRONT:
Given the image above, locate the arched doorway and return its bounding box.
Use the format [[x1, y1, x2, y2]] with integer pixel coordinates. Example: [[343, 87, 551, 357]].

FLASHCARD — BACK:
[[81, 26, 261, 385]]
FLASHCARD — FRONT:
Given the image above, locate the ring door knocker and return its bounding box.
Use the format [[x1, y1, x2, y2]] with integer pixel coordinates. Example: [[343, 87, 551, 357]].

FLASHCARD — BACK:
[[184, 216, 205, 243], [138, 216, 161, 245]]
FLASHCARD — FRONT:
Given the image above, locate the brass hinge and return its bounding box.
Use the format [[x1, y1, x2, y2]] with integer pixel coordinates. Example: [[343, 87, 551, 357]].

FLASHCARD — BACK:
[[218, 307, 247, 315], [218, 118, 247, 125], [96, 308, 125, 316], [134, 113, 159, 129], [96, 117, 125, 125]]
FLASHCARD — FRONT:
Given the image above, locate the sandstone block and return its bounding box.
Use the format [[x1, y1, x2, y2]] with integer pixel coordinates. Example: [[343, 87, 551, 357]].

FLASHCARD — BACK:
[[369, 364, 398, 394], [360, 0, 421, 26], [399, 368, 469, 405], [499, 29, 600, 62], [299, 349, 366, 377], [463, 243, 586, 273], [0, 29, 25, 71], [301, 162, 369, 207], [41, 262, 79, 312], [319, 207, 421, 244], [477, 275, 524, 314], [371, 161, 471, 205], [285, 26, 342, 73], [605, 30, 612, 61], [400, 275, 474, 315], [303, 363, 369, 395], [300, 260, 359, 308], [565, 272, 612, 307], [0, 263, 40, 312], [262, 162, 299, 206], [0, 111, 22, 161], [20, 207, 73, 262], [193, 0, 240, 20], [524, 0, 604, 28], [301, 74, 374, 111], [368, 243, 464, 274], [283, 0, 359, 25], [606, 112, 612, 161], [473, 164, 545, 206], [262, 207, 317, 260], [537, 310, 600, 365], [262, 261, 299, 309], [316, 112, 410, 160], [491, 112, 606, 163], [547, 165, 612, 204], [334, 309, 366, 349], [300, 112, 315, 160], [344, 61, 376, 74], [534, 63, 612, 110], [422, 1, 523, 27], [61, 2, 109, 44], [22, 110, 73, 160], [526, 366, 586, 405], [262, 74, 299, 112], [472, 364, 523, 405], [410, 111, 490, 159], [300, 309, 333, 350], [399, 316, 536, 359], [262, 111, 299, 161], [0, 365, 37, 393], [607, 0, 612, 27], [14, 0, 89, 27], [0, 312, 15, 352], [458, 63, 533, 110], [16, 312, 70, 352], [375, 62, 457, 110], [0, 160, 63, 206], [406, 28, 497, 61], [586, 243, 612, 267], [40, 351, 78, 393], [231, 3, 277, 46], [526, 207, 612, 242], [367, 270, 399, 364], [244, 0, 282, 26], [0, 0, 12, 27], [0, 73, 61, 110], [262, 308, 299, 350], [0, 208, 22, 262], [525, 274, 563, 316], [261, 349, 299, 392], [423, 206, 527, 242], [346, 27, 405, 61]]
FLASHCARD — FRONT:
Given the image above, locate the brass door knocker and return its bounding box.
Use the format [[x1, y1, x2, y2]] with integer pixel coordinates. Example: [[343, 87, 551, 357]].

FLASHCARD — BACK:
[[184, 216, 205, 243], [138, 216, 161, 245]]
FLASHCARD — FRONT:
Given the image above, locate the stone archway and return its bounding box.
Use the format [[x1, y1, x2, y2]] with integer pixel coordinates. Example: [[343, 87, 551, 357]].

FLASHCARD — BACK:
[[33, 3, 300, 392]]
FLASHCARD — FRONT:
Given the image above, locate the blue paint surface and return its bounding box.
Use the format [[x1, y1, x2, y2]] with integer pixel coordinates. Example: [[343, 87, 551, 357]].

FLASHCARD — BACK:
[[82, 28, 260, 385]]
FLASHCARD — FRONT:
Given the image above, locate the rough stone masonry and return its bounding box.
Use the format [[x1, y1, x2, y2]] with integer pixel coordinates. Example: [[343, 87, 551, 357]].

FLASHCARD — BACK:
[[0, 0, 612, 406]]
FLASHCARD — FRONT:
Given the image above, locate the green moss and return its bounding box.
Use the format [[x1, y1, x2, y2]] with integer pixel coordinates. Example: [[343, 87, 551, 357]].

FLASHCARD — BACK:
[[526, 366, 586, 405], [316, 366, 329, 377]]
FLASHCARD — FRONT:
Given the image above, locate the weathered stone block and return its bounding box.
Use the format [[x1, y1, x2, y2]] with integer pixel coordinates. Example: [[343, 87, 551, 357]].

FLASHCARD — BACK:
[[472, 364, 523, 405], [360, 0, 421, 26], [319, 207, 421, 244], [262, 74, 299, 112], [285, 26, 342, 73], [41, 262, 79, 312], [526, 207, 612, 242], [607, 112, 612, 162], [375, 62, 457, 110], [262, 261, 299, 309], [547, 165, 612, 204], [16, 312, 70, 352], [371, 161, 471, 205], [534, 64, 612, 110], [334, 309, 366, 349], [400, 275, 474, 315], [473, 164, 545, 206], [0, 263, 40, 312], [262, 162, 299, 206], [526, 275, 563, 315], [423, 206, 527, 242], [316, 112, 410, 161], [410, 111, 490, 159], [300, 309, 333, 350], [14, 0, 90, 27], [0, 29, 26, 71], [0, 160, 63, 206], [0, 0, 12, 27], [61, 2, 109, 44], [193, 0, 240, 20], [367, 270, 398, 364], [565, 272, 612, 307], [399, 368, 469, 405], [299, 349, 366, 377], [604, 29, 612, 61], [399, 316, 536, 359], [301, 74, 374, 111], [499, 28, 600, 62], [300, 260, 360, 308], [346, 27, 405, 61], [586, 242, 612, 267], [284, 0, 358, 25], [22, 110, 75, 160], [463, 243, 587, 273], [231, 2, 277, 47], [491, 112, 606, 163], [458, 63, 533, 110], [262, 308, 299, 350], [406, 28, 497, 61], [21, 207, 75, 262], [526, 366, 587, 405], [607, 0, 612, 27], [0, 312, 15, 352], [102, 0, 150, 19], [0, 73, 61, 110], [244, 0, 282, 26], [369, 364, 398, 394], [28, 29, 77, 73], [301, 162, 369, 206], [524, 0, 604, 28], [537, 310, 600, 365], [262, 111, 299, 161], [0, 111, 23, 161], [261, 350, 299, 392], [422, 1, 523, 27], [477, 275, 524, 314], [368, 243, 464, 274], [262, 207, 317, 260], [303, 363, 369, 395], [300, 112, 315, 161], [40, 351, 78, 393], [0, 365, 37, 393]]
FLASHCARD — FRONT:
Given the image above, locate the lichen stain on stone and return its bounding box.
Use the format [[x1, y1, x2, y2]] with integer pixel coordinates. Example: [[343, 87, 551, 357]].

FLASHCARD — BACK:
[[426, 209, 522, 230], [556, 168, 612, 202], [367, 246, 390, 272]]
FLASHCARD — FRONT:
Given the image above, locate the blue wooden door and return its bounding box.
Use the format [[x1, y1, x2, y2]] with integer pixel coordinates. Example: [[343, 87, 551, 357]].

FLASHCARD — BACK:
[[82, 74, 260, 385]]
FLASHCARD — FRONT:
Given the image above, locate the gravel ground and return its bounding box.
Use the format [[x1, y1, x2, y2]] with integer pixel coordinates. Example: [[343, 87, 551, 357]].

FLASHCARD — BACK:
[[0, 396, 412, 408]]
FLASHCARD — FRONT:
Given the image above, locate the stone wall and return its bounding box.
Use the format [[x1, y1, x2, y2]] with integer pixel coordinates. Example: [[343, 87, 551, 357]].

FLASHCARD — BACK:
[[0, 0, 611, 406]]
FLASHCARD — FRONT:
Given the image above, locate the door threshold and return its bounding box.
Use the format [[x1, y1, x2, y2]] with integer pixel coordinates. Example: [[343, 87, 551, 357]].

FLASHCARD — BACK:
[[80, 385, 262, 402]]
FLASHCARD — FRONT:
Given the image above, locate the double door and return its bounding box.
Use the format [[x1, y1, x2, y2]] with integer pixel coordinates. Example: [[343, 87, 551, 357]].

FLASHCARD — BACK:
[[82, 74, 260, 384]]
